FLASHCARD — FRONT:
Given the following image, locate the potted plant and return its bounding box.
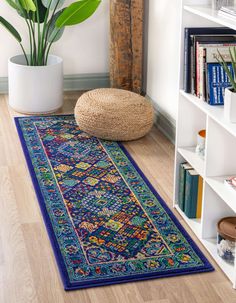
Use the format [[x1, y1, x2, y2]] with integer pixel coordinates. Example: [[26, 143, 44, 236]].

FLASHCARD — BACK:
[[0, 0, 101, 114], [217, 47, 236, 123]]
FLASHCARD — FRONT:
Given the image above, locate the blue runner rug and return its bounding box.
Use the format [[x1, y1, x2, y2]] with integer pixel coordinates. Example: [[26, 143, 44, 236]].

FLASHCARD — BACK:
[[15, 115, 213, 290]]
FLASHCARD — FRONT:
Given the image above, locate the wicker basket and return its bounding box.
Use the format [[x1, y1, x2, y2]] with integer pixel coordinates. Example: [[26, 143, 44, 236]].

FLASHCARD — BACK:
[[74, 88, 154, 141]]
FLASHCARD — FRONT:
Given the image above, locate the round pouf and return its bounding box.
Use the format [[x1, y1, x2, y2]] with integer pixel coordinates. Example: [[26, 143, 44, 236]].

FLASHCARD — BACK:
[[74, 88, 154, 141]]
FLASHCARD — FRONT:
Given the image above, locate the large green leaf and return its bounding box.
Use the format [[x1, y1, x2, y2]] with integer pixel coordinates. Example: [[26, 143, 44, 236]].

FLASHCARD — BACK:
[[0, 16, 22, 42], [18, 0, 47, 23], [46, 9, 65, 42], [42, 0, 65, 11], [18, 0, 36, 12], [5, 0, 19, 10], [56, 0, 101, 28]]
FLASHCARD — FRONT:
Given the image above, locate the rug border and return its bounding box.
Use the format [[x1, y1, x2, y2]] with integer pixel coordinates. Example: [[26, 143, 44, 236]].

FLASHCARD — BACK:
[[14, 115, 214, 291]]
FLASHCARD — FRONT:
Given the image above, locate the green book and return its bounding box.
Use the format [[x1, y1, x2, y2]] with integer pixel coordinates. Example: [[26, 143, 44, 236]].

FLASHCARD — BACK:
[[178, 162, 192, 211], [184, 169, 199, 218]]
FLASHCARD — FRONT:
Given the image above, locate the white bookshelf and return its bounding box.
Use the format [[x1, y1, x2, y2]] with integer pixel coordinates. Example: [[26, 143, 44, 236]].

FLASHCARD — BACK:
[[174, 0, 236, 288]]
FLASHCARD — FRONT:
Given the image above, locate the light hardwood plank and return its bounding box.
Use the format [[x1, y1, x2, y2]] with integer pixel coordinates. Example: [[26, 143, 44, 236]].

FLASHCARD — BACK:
[[0, 93, 235, 303], [0, 166, 38, 303], [8, 164, 41, 224], [88, 286, 120, 303], [213, 281, 236, 303], [21, 223, 65, 303], [135, 280, 168, 302]]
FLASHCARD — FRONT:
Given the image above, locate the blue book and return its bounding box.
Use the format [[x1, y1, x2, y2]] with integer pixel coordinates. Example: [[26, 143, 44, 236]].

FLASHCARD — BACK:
[[184, 170, 199, 219], [178, 162, 192, 211], [184, 27, 236, 93], [207, 63, 233, 105]]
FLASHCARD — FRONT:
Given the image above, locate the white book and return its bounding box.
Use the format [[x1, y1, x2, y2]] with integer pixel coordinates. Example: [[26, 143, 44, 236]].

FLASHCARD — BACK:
[[218, 10, 236, 21], [205, 44, 236, 62], [220, 6, 236, 16], [224, 176, 236, 193]]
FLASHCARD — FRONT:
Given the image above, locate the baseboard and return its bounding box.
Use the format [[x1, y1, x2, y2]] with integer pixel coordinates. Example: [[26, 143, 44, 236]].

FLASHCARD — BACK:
[[146, 95, 176, 144], [64, 73, 110, 91], [0, 73, 110, 94], [0, 77, 8, 94]]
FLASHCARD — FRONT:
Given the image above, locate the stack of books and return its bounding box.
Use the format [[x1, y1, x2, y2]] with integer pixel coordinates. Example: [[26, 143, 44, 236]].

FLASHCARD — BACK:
[[218, 6, 236, 21], [178, 162, 203, 219], [184, 27, 236, 105]]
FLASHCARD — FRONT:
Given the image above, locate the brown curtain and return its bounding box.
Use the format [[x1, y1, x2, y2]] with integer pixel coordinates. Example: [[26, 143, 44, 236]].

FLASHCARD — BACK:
[[110, 0, 144, 94]]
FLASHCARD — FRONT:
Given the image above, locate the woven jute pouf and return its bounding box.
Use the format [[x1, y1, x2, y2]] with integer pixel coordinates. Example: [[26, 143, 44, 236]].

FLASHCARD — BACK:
[[74, 88, 154, 141]]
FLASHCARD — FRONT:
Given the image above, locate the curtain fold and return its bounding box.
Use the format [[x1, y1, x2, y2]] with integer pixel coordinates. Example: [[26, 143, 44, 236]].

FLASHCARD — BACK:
[[110, 0, 144, 94]]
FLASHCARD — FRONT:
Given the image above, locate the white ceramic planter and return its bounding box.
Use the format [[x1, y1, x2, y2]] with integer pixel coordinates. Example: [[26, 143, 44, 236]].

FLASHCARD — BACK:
[[8, 55, 63, 114], [224, 88, 236, 123]]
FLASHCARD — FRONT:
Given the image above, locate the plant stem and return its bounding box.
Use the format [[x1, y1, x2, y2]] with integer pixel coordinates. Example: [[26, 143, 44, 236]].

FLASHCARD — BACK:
[[35, 0, 41, 65], [28, 17, 37, 65], [32, 11, 38, 65], [20, 43, 29, 65], [43, 0, 60, 59], [44, 28, 60, 64], [17, 6, 33, 65], [40, 0, 52, 65]]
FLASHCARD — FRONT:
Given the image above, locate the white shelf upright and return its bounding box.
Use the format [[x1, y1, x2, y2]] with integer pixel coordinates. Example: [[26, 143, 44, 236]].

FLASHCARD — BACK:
[[174, 0, 236, 288]]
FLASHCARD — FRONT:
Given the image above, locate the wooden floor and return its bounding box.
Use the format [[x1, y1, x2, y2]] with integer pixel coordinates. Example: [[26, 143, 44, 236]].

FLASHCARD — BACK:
[[0, 92, 235, 303]]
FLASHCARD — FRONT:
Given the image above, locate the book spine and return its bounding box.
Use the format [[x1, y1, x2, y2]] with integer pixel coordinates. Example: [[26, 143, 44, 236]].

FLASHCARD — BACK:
[[196, 41, 200, 97], [199, 47, 205, 99], [196, 176, 203, 219], [196, 42, 200, 98], [191, 44, 194, 94], [205, 61, 209, 103], [193, 36, 197, 95], [208, 64, 220, 105], [203, 48, 207, 101], [184, 171, 199, 218], [220, 65, 225, 105], [208, 63, 233, 105], [184, 28, 189, 92], [178, 163, 186, 210], [216, 65, 221, 104]]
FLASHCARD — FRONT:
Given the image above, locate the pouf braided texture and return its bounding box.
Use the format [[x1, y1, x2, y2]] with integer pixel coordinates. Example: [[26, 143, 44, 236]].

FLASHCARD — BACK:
[[74, 88, 154, 141]]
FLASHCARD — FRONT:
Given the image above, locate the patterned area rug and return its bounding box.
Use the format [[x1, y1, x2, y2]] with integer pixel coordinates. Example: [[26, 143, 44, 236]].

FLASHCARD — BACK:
[[15, 115, 213, 290]]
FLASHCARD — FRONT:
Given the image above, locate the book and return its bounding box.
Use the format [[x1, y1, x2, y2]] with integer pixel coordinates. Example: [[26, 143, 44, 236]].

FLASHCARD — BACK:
[[198, 43, 236, 101], [184, 169, 199, 219], [206, 63, 233, 105], [204, 44, 236, 62], [184, 27, 236, 94], [194, 36, 236, 96], [218, 10, 236, 21], [219, 7, 236, 20], [224, 176, 236, 193], [220, 6, 236, 16], [196, 176, 203, 219], [178, 162, 192, 211]]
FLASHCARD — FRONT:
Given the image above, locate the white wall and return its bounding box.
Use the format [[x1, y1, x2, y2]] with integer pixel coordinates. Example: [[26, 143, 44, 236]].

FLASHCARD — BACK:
[[147, 0, 182, 121], [0, 0, 109, 77]]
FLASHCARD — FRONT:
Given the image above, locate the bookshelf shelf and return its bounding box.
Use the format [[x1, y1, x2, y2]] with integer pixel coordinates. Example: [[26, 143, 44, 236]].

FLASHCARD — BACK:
[[201, 238, 235, 282], [175, 205, 202, 237], [177, 147, 205, 177], [176, 202, 235, 283], [180, 90, 236, 138], [174, 0, 236, 289], [184, 5, 236, 31], [206, 176, 236, 213]]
